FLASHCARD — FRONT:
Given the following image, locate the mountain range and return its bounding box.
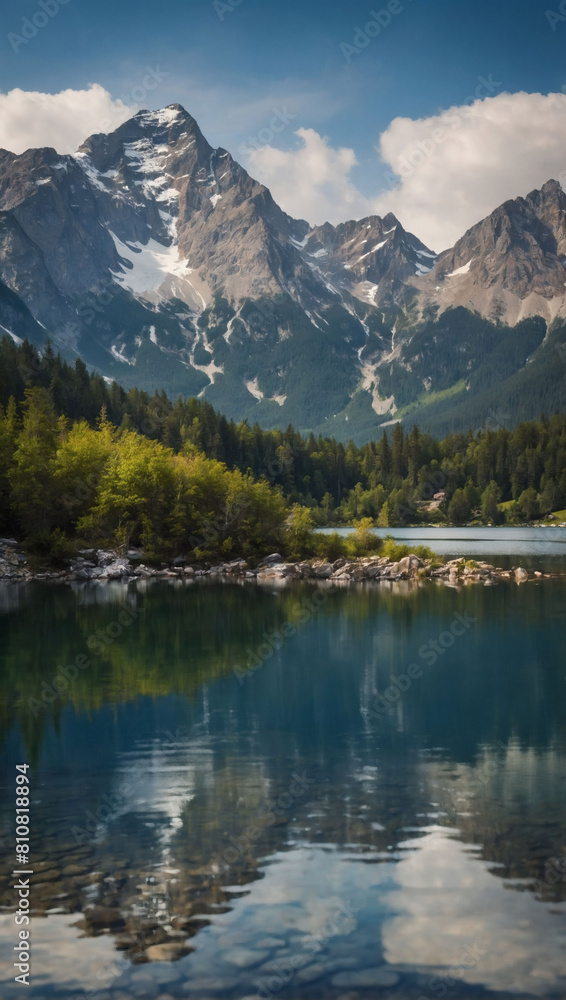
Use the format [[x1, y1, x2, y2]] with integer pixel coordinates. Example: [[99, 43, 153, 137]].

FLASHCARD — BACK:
[[1, 103, 565, 442]]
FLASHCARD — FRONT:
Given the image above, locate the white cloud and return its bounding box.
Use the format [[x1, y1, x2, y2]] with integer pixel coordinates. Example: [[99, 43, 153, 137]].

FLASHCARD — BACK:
[[0, 76, 345, 164], [247, 91, 566, 252], [383, 826, 566, 996], [0, 85, 134, 155], [373, 90, 566, 251], [247, 127, 371, 224], [3, 86, 566, 254]]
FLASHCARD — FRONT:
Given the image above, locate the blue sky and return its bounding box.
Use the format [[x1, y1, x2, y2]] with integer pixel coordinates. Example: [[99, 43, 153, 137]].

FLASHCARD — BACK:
[[2, 0, 566, 247]]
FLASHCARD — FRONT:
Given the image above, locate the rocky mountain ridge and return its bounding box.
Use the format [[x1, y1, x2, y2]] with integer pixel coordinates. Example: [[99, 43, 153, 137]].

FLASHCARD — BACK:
[[415, 179, 566, 326], [0, 103, 565, 440]]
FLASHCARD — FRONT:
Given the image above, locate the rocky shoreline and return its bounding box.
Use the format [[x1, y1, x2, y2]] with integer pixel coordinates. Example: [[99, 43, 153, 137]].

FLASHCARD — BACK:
[[0, 538, 561, 587]]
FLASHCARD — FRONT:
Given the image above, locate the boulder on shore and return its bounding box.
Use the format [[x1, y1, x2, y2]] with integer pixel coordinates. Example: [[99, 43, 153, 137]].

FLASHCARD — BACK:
[[0, 541, 548, 589]]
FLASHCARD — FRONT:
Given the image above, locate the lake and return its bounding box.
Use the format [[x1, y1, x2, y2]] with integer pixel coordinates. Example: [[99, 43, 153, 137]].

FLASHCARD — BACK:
[[318, 525, 566, 568], [0, 568, 565, 999]]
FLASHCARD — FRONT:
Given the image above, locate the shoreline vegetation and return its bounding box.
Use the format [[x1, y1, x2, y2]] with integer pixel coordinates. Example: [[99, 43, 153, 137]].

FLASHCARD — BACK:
[[0, 534, 561, 588], [0, 338, 565, 577]]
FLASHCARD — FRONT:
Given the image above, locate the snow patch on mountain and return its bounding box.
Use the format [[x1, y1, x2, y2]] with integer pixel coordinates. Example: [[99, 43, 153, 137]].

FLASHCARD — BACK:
[[136, 107, 183, 128], [304, 310, 323, 330], [184, 270, 208, 310], [362, 282, 379, 304], [109, 231, 189, 296], [0, 325, 23, 346], [111, 343, 135, 365], [244, 377, 264, 401], [447, 258, 474, 277], [189, 332, 224, 391], [357, 239, 389, 262], [224, 305, 244, 343], [122, 137, 180, 237], [359, 358, 396, 416], [75, 152, 114, 192], [415, 260, 434, 275]]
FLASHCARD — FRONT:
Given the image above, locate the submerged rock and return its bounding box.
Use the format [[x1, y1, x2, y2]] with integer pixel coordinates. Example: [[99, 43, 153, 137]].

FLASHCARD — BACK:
[[331, 966, 401, 988], [223, 945, 269, 968], [83, 904, 126, 929], [145, 940, 193, 962]]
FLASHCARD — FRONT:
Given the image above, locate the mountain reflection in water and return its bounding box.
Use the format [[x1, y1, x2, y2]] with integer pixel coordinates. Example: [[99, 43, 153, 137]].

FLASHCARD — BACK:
[[0, 577, 565, 999]]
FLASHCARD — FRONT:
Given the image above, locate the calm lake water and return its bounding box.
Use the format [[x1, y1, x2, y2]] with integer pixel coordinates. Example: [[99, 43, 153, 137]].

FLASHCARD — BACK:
[[0, 566, 565, 998], [318, 525, 566, 567]]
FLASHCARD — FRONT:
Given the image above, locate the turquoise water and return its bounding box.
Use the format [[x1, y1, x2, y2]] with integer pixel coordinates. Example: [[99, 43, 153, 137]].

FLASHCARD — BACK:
[[0, 574, 565, 999]]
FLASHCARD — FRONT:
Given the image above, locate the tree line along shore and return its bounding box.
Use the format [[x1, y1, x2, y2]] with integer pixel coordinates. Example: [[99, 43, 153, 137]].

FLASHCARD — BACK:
[[1, 336, 565, 566]]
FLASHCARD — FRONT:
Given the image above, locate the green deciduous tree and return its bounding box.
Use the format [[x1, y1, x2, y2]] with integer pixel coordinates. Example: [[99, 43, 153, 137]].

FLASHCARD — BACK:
[[52, 418, 115, 530], [9, 388, 61, 545], [286, 505, 316, 559], [78, 431, 178, 553]]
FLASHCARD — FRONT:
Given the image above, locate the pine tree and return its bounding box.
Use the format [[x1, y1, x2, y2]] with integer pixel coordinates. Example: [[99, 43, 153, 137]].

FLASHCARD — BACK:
[[377, 431, 391, 478], [448, 488, 472, 525], [377, 499, 391, 527], [480, 480, 502, 525], [391, 423, 405, 478]]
